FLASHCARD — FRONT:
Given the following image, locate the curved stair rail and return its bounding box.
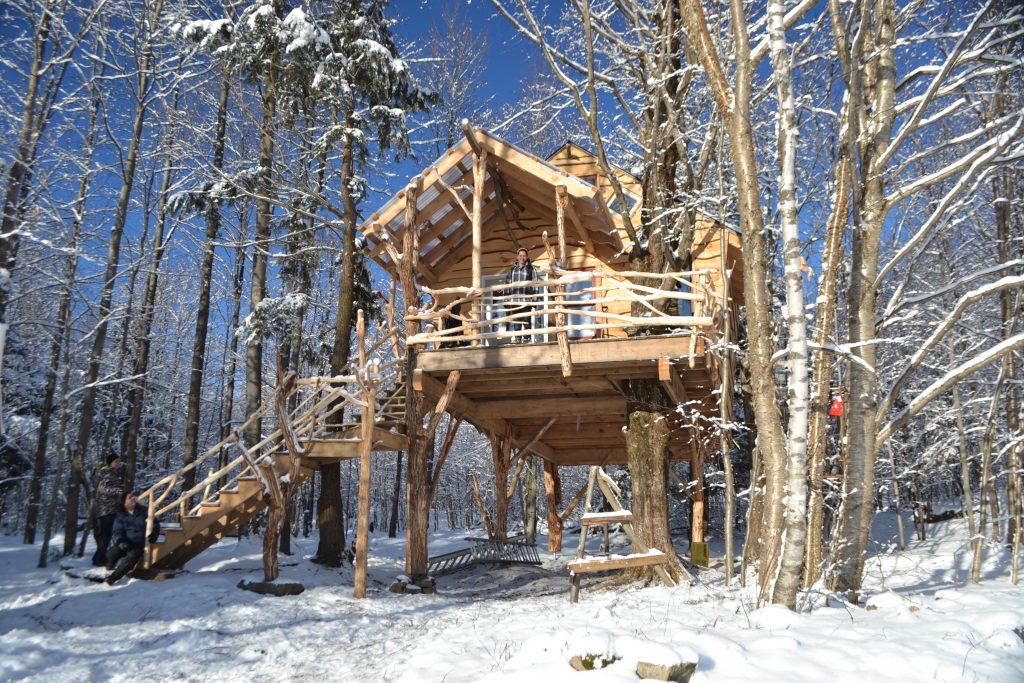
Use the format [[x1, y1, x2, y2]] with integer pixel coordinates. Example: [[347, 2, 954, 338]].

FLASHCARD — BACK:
[[139, 351, 406, 571]]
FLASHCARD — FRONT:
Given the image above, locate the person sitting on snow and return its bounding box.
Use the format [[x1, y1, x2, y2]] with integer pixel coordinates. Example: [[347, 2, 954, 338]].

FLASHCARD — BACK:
[[105, 491, 159, 585]]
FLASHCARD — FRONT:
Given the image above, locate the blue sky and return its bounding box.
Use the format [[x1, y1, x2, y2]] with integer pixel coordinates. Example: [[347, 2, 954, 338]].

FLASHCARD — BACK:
[[390, 0, 536, 110]]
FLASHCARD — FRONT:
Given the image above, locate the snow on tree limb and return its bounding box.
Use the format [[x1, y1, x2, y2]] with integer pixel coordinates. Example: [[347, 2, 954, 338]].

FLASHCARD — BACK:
[[877, 332, 1024, 448], [877, 275, 1024, 422]]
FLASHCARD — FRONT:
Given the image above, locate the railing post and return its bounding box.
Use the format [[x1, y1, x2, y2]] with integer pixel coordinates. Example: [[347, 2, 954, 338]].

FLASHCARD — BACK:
[[354, 310, 377, 598], [144, 495, 155, 570]]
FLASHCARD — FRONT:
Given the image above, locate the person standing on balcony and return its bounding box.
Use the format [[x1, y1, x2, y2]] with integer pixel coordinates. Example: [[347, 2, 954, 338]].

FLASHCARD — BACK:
[[505, 247, 537, 343]]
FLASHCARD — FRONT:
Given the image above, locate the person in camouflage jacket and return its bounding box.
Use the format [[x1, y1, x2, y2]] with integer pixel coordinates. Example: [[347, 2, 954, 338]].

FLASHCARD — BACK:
[[91, 451, 126, 566]]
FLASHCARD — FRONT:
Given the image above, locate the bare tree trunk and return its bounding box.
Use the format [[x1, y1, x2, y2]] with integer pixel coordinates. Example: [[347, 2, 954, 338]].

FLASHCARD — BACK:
[[388, 452, 403, 538], [219, 229, 248, 480], [680, 0, 788, 599], [522, 456, 538, 545], [244, 64, 277, 448], [121, 78, 183, 489], [803, 149, 850, 587], [23, 70, 101, 543], [0, 0, 59, 415], [65, 0, 165, 553], [624, 410, 684, 580], [994, 141, 1020, 582], [543, 461, 562, 552], [38, 327, 75, 567], [183, 72, 230, 497], [317, 126, 358, 566], [953, 385, 977, 542], [972, 371, 1006, 583], [489, 428, 512, 540], [829, 0, 897, 602]]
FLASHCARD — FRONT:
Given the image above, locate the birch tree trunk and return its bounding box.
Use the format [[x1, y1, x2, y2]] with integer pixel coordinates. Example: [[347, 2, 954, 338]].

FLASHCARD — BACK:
[[828, 0, 898, 602], [679, 0, 788, 599], [766, 0, 810, 609]]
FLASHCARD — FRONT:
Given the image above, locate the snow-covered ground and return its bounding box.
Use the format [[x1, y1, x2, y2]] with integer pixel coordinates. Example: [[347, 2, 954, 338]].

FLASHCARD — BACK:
[[1, 516, 1021, 682]]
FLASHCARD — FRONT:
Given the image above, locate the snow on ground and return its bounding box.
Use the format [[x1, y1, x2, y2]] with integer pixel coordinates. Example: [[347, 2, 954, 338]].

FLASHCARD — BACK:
[[0, 516, 1021, 682]]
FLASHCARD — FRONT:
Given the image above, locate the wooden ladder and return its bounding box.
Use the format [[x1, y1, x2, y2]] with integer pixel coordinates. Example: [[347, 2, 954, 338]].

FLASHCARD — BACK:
[[426, 534, 541, 576], [568, 466, 681, 603]]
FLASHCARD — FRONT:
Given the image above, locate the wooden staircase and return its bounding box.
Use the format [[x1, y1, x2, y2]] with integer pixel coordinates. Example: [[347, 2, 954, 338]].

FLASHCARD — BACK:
[[139, 367, 409, 572], [377, 381, 407, 431], [148, 454, 317, 570]]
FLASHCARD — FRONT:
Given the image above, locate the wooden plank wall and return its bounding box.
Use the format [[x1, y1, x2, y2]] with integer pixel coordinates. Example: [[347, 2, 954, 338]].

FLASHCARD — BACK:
[[430, 142, 744, 333]]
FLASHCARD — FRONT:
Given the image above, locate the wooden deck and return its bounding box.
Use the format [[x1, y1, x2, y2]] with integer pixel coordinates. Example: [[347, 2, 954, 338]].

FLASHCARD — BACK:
[[414, 334, 718, 466]]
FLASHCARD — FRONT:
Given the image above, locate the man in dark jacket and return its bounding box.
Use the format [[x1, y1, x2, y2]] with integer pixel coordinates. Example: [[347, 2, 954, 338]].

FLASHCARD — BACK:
[[504, 248, 537, 343], [105, 492, 159, 585], [92, 451, 126, 566]]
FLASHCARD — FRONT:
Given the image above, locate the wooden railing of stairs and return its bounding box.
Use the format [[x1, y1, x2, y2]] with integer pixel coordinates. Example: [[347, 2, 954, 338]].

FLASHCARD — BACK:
[[139, 352, 408, 572]]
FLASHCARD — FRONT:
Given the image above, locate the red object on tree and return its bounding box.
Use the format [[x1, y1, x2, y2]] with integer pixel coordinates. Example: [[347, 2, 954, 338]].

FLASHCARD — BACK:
[[829, 394, 845, 417]]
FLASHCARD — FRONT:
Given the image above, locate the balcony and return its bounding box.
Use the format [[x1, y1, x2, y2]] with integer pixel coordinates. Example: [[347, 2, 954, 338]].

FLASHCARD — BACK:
[[406, 268, 729, 466]]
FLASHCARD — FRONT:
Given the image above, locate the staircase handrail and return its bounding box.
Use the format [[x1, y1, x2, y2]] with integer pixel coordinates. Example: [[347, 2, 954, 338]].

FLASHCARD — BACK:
[[140, 378, 365, 531]]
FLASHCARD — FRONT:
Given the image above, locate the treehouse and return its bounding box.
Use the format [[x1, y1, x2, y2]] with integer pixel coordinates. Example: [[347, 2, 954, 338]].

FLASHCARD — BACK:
[[134, 127, 743, 596], [362, 125, 743, 551]]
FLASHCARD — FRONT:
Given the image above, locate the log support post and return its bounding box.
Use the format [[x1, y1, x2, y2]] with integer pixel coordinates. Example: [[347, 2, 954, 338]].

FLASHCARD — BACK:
[[690, 439, 705, 545], [470, 141, 487, 346], [354, 311, 376, 598], [544, 461, 563, 552], [396, 179, 431, 582]]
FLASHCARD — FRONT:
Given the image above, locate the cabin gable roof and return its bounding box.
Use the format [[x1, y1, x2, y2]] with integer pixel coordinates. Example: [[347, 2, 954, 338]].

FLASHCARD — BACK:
[[360, 127, 626, 288]]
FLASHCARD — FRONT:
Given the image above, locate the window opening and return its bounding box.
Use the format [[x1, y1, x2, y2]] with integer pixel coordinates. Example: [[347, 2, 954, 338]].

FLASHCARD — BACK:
[[566, 273, 596, 339]]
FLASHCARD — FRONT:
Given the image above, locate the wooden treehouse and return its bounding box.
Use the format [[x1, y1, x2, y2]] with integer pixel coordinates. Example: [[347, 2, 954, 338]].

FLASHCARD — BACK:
[[134, 125, 742, 596], [362, 125, 743, 561]]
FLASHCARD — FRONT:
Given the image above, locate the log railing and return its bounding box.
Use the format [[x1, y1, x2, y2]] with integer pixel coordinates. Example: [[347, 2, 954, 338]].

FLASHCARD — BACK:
[[407, 267, 724, 348], [138, 355, 404, 568]]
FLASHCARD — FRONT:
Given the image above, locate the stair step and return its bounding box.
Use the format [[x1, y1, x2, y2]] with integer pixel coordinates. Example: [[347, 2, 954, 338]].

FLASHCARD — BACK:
[[149, 457, 314, 571], [568, 549, 668, 574], [581, 511, 634, 526]]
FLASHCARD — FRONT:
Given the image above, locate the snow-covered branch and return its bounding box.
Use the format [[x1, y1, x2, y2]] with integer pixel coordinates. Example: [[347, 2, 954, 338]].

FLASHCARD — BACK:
[[877, 331, 1024, 448]]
